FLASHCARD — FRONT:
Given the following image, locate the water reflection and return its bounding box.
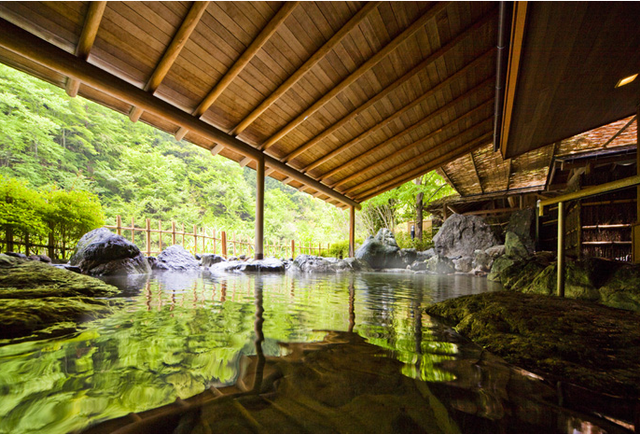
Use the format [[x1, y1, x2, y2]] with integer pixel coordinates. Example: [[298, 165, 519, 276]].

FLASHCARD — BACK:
[[0, 272, 631, 434]]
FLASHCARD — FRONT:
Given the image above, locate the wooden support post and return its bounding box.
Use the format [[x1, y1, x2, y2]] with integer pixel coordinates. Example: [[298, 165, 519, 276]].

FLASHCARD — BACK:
[[557, 201, 565, 297], [349, 205, 356, 257], [131, 217, 135, 244], [291, 240, 295, 259], [193, 224, 198, 254], [255, 155, 265, 260], [535, 200, 541, 251], [116, 215, 122, 236], [158, 220, 163, 252], [145, 218, 151, 256], [171, 221, 176, 245], [635, 106, 640, 263], [222, 231, 227, 258]]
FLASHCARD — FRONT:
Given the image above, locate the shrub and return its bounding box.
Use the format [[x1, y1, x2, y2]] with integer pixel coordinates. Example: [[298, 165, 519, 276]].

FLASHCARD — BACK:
[[394, 230, 433, 251]]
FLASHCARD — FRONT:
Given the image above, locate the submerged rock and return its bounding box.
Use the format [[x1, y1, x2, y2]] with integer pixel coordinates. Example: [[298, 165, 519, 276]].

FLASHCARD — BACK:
[[154, 245, 200, 271], [0, 254, 120, 341], [69, 228, 150, 276], [433, 214, 500, 258], [425, 291, 640, 397]]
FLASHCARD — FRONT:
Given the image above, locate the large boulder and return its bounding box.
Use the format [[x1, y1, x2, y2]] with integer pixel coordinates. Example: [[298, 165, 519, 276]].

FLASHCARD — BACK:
[[505, 208, 536, 253], [426, 254, 455, 274], [504, 231, 530, 260], [291, 255, 337, 273], [153, 245, 199, 271], [69, 228, 150, 276], [433, 214, 500, 258], [200, 254, 226, 267], [355, 229, 406, 269]]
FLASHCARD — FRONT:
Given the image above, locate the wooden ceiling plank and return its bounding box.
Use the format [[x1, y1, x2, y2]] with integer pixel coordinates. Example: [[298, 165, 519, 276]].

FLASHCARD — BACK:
[[333, 103, 494, 190], [356, 132, 493, 201], [469, 150, 484, 193], [260, 2, 450, 151], [283, 10, 497, 164], [299, 47, 496, 172], [175, 1, 300, 140], [505, 158, 512, 190], [319, 79, 494, 181], [129, 1, 209, 122], [65, 1, 107, 97], [0, 17, 361, 209], [230, 1, 381, 136]]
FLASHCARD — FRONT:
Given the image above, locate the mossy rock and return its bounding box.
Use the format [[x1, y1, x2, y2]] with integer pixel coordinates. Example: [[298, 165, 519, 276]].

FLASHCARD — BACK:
[[527, 262, 600, 301], [487, 256, 515, 282], [0, 254, 121, 341], [425, 291, 640, 397], [599, 265, 640, 311]]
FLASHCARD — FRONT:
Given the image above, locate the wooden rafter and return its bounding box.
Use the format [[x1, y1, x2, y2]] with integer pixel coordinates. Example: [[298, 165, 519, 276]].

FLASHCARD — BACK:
[[175, 1, 299, 140], [259, 1, 449, 151], [320, 82, 494, 183], [602, 115, 637, 148], [544, 142, 558, 189], [355, 132, 493, 201], [284, 11, 498, 165], [469, 150, 484, 193], [65, 1, 106, 97], [439, 167, 460, 195], [342, 117, 494, 194], [129, 1, 209, 122], [230, 1, 381, 136]]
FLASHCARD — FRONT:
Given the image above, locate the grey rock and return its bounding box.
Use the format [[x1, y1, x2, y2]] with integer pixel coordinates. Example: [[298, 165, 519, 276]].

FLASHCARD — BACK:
[[426, 254, 455, 274], [453, 256, 473, 273], [153, 245, 199, 271], [472, 250, 493, 272], [200, 254, 226, 267], [333, 257, 372, 272], [211, 257, 285, 274], [28, 254, 51, 263], [433, 214, 500, 258], [487, 256, 516, 282], [504, 231, 530, 260], [485, 245, 506, 258], [69, 228, 150, 276], [505, 208, 536, 252], [410, 261, 427, 271], [292, 255, 336, 273], [355, 228, 406, 269], [416, 248, 435, 261], [5, 252, 27, 259]]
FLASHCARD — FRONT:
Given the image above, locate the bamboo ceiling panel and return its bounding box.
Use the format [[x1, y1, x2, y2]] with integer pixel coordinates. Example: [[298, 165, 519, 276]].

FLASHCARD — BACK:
[[0, 1, 501, 208]]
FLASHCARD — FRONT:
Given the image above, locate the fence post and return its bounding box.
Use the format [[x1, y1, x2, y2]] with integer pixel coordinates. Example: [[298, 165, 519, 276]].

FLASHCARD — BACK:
[[116, 215, 122, 236], [158, 220, 163, 252], [213, 229, 217, 255], [172, 221, 176, 245], [291, 240, 295, 259], [131, 217, 135, 244], [145, 218, 151, 256], [222, 231, 227, 257], [193, 224, 198, 254]]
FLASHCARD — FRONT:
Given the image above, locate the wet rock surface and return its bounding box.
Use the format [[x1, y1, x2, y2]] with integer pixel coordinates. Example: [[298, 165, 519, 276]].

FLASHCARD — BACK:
[[210, 257, 286, 274], [355, 228, 408, 269], [0, 254, 120, 341], [153, 245, 200, 271], [426, 291, 640, 397], [69, 228, 150, 276]]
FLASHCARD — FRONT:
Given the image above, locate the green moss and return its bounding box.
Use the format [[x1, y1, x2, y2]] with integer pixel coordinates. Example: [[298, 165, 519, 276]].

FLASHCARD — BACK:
[[426, 292, 640, 397]]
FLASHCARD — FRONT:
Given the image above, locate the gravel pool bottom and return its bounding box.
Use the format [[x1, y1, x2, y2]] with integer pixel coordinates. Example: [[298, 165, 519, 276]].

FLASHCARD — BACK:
[[0, 272, 628, 433]]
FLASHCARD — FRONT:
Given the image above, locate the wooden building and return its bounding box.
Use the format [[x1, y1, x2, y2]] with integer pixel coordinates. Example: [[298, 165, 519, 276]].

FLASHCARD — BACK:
[[0, 2, 638, 260]]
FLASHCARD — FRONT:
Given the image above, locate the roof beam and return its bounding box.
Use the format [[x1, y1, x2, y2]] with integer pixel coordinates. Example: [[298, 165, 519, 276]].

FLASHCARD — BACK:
[[439, 167, 460, 195], [469, 150, 484, 194], [356, 132, 493, 201], [0, 17, 360, 210], [285, 11, 498, 166], [602, 115, 637, 148], [175, 1, 299, 140], [342, 116, 494, 194], [230, 1, 381, 136], [320, 82, 494, 183], [129, 1, 209, 122], [260, 1, 450, 151], [65, 1, 106, 97]]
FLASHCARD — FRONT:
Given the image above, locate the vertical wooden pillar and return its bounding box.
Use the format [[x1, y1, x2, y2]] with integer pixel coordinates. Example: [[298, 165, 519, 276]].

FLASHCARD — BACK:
[[145, 218, 151, 256], [291, 239, 295, 259], [535, 199, 541, 251], [222, 231, 227, 257], [255, 155, 265, 260], [193, 224, 198, 254], [171, 221, 176, 245], [635, 107, 640, 263], [557, 201, 565, 297], [116, 215, 122, 236], [349, 205, 355, 257]]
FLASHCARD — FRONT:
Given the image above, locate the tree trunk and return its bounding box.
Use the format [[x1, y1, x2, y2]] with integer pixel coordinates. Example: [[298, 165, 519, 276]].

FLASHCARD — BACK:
[[415, 177, 424, 241]]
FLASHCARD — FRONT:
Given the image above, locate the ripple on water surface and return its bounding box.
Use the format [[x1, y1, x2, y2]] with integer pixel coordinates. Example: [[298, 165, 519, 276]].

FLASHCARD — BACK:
[[0, 271, 628, 433]]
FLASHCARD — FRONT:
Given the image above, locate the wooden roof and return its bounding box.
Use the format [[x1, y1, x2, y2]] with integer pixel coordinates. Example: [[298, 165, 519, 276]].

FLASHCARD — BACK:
[[437, 115, 638, 199], [0, 1, 499, 209], [498, 2, 640, 159]]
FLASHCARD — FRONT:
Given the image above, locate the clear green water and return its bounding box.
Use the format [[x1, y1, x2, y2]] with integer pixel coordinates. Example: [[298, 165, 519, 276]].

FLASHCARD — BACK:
[[0, 272, 629, 433]]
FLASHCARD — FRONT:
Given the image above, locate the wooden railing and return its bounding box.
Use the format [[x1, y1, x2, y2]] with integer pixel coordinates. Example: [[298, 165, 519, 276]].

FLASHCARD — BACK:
[[103, 215, 330, 259]]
